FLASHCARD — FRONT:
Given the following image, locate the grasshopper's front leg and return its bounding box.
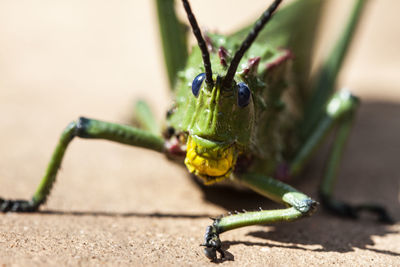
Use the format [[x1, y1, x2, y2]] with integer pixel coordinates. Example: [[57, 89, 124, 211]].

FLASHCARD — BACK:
[[0, 117, 165, 212], [202, 174, 318, 260], [203, 91, 393, 260]]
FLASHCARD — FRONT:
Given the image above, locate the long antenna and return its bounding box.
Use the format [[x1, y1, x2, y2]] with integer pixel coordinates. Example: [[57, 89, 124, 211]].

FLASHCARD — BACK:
[[222, 0, 282, 89], [182, 0, 214, 88]]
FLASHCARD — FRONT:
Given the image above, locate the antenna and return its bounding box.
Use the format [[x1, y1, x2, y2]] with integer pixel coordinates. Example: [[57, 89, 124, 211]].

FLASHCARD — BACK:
[[182, 0, 214, 88], [222, 0, 282, 89]]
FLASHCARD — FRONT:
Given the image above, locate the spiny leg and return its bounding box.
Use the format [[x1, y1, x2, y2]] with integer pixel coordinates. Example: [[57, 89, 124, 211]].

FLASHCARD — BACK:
[[0, 117, 165, 212], [291, 90, 393, 223], [202, 173, 317, 260]]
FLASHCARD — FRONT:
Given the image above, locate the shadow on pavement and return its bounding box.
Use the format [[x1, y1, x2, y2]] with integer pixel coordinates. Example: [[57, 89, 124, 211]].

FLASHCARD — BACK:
[[197, 101, 400, 256]]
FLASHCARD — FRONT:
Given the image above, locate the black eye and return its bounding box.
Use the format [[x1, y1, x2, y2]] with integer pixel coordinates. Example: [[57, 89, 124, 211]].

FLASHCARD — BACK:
[[237, 82, 251, 107], [191, 73, 205, 97]]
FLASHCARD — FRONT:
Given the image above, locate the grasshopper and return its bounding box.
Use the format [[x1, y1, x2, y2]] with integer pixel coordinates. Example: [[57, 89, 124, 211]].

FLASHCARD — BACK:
[[0, 0, 392, 261]]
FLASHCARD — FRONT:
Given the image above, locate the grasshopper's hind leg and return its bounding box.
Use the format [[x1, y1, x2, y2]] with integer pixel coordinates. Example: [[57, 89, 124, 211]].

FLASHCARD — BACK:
[[291, 90, 393, 223], [202, 173, 318, 260], [133, 100, 161, 136], [0, 117, 165, 212], [202, 90, 393, 260]]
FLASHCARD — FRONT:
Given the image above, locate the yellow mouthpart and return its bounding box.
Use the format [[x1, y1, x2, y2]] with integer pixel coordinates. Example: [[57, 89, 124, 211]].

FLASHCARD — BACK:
[[184, 135, 236, 185]]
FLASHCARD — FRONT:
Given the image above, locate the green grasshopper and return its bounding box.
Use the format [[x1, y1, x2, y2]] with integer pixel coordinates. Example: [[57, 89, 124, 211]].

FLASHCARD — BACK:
[[0, 0, 393, 261]]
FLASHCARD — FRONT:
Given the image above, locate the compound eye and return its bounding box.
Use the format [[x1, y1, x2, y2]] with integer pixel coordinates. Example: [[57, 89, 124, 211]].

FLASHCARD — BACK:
[[191, 73, 205, 97], [237, 82, 251, 107]]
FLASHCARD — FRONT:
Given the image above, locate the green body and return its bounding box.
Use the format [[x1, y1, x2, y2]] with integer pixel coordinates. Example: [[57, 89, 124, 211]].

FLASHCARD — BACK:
[[164, 0, 325, 183], [168, 40, 293, 176], [1, 0, 392, 261]]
